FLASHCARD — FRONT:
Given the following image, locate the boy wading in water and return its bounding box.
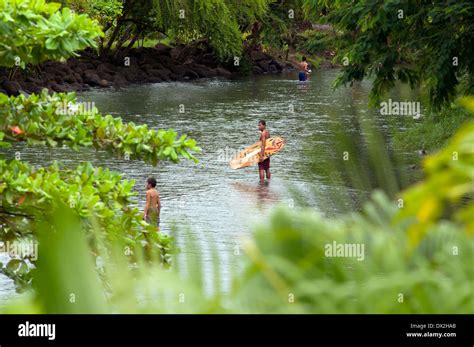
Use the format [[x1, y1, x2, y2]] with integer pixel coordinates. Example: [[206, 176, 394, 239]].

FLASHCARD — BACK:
[[298, 56, 310, 81], [258, 120, 271, 181], [144, 177, 161, 231]]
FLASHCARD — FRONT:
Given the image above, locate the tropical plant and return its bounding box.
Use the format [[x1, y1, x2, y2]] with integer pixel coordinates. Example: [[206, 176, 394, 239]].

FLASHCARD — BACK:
[[302, 0, 474, 108], [0, 91, 200, 164], [0, 0, 103, 68]]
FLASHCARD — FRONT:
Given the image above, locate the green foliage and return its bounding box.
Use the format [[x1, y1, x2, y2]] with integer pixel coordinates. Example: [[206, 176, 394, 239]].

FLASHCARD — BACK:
[[34, 206, 107, 313], [393, 103, 472, 152], [303, 0, 474, 108], [83, 0, 273, 61], [0, 0, 103, 67], [68, 0, 123, 26], [397, 121, 474, 246], [235, 197, 472, 313], [0, 91, 201, 165], [154, 0, 244, 61], [0, 159, 173, 291], [297, 29, 332, 54], [260, 0, 306, 51]]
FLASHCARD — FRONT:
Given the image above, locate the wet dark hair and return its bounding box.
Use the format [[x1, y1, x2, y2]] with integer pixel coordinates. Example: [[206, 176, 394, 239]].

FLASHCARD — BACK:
[[147, 177, 157, 187], [258, 120, 266, 126], [302, 56, 307, 61]]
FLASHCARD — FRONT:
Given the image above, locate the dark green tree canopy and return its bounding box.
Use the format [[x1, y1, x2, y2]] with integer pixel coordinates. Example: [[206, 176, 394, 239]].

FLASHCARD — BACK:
[[303, 0, 474, 107]]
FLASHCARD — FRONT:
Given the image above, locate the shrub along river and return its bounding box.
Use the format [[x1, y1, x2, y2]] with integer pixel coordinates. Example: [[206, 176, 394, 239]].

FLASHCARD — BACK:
[[0, 69, 421, 301]]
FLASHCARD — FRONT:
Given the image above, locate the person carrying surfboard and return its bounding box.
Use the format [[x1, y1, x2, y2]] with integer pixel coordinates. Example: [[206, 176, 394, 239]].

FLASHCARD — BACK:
[[258, 120, 271, 181], [298, 56, 310, 82]]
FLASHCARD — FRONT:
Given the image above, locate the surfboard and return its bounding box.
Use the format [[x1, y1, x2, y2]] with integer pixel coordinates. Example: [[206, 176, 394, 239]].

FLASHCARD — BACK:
[[229, 137, 286, 169]]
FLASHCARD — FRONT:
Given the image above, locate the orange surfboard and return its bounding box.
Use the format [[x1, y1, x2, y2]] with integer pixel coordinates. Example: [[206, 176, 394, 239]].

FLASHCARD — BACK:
[[229, 137, 286, 169]]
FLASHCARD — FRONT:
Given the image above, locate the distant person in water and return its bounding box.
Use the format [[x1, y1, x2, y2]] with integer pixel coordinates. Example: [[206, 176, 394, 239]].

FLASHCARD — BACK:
[[298, 56, 310, 81], [144, 177, 161, 231], [258, 120, 271, 181]]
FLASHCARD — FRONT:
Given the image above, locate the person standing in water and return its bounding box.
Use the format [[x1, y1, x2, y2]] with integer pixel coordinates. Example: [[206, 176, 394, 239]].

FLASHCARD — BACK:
[[298, 56, 310, 81], [144, 177, 161, 231], [258, 120, 271, 181]]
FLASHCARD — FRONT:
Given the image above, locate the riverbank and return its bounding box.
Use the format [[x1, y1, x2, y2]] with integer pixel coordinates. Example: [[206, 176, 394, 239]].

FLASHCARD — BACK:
[[0, 44, 296, 96], [393, 104, 471, 154]]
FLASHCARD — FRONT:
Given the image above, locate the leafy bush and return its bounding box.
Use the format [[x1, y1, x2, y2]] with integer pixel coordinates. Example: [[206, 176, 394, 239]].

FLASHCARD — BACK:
[[0, 91, 201, 165], [297, 30, 332, 54], [0, 0, 103, 67]]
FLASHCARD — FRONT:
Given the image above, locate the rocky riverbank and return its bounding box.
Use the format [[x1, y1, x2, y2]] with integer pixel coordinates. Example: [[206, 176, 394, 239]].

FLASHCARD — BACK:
[[0, 44, 294, 96]]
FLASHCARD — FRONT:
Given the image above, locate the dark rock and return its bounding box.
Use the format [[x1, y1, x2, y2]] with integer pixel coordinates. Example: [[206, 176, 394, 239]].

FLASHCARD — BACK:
[[64, 74, 77, 84], [98, 71, 113, 81], [166, 64, 182, 76], [268, 63, 278, 73], [97, 79, 110, 87], [22, 82, 43, 94], [195, 53, 217, 67], [50, 81, 68, 93], [141, 64, 153, 72], [69, 82, 82, 91], [2, 80, 21, 95], [26, 76, 43, 84], [170, 46, 183, 61], [56, 64, 74, 75], [149, 62, 166, 71], [183, 69, 199, 80], [139, 55, 159, 67], [90, 59, 103, 69], [147, 75, 162, 83], [155, 43, 172, 56], [250, 50, 270, 62], [120, 66, 140, 82], [270, 59, 283, 72], [158, 67, 172, 76], [113, 73, 128, 87], [257, 60, 270, 72], [83, 70, 101, 85], [253, 66, 264, 75], [158, 55, 172, 66], [97, 62, 116, 75], [62, 84, 78, 92], [183, 58, 194, 65], [136, 70, 149, 82], [215, 67, 232, 77], [192, 65, 216, 78], [41, 72, 55, 82], [147, 69, 169, 81], [76, 62, 89, 71], [67, 58, 78, 68], [168, 73, 178, 81]]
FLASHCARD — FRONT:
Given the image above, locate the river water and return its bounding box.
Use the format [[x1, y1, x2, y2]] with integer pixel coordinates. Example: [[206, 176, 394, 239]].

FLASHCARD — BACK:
[[0, 70, 419, 300]]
